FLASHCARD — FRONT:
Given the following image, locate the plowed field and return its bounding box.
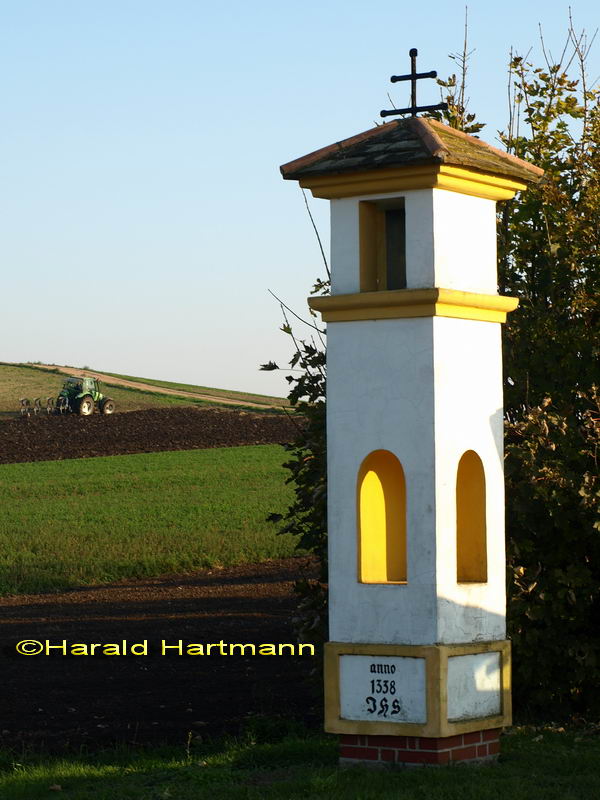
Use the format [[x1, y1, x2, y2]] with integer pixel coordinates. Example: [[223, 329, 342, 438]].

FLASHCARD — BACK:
[[0, 557, 320, 753], [0, 406, 317, 752], [0, 407, 298, 464]]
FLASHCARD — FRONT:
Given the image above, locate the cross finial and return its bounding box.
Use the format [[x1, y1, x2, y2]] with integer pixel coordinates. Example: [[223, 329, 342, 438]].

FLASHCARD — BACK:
[[381, 48, 448, 118]]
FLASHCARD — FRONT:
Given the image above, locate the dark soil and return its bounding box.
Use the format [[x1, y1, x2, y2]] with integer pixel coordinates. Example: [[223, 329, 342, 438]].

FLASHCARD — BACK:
[[0, 407, 320, 753], [0, 557, 321, 753], [0, 407, 299, 465]]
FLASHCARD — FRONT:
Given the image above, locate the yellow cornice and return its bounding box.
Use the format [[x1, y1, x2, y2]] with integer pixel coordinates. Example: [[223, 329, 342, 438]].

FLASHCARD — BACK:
[[308, 288, 519, 324], [300, 164, 528, 201]]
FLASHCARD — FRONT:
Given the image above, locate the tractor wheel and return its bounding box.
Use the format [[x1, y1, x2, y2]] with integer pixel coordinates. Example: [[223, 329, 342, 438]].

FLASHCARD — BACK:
[[79, 395, 95, 416], [101, 398, 115, 415]]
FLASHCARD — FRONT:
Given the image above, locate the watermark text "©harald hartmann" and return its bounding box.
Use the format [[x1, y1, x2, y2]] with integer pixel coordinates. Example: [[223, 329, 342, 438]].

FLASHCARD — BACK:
[[15, 639, 316, 657]]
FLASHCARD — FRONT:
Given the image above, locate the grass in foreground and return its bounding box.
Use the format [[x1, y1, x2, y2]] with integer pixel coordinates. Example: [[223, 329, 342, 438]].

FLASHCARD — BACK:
[[0, 725, 598, 799], [0, 445, 295, 595]]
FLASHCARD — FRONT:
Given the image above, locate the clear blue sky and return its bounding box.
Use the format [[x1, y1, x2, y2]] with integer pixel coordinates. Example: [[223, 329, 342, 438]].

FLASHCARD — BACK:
[[1, 1, 597, 395]]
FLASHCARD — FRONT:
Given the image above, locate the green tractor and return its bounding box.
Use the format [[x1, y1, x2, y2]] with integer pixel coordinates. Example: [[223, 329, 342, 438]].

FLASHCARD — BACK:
[[56, 376, 115, 416]]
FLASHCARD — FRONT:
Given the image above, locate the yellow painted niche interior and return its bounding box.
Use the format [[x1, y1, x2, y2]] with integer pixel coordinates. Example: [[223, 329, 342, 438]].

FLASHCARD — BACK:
[[456, 450, 488, 583], [358, 450, 407, 583]]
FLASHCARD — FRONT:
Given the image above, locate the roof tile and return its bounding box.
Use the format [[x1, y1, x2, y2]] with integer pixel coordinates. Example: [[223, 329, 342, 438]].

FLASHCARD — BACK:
[[280, 118, 543, 184]]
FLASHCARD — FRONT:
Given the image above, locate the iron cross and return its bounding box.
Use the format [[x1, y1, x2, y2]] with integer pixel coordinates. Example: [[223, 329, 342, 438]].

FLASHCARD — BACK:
[[381, 48, 448, 118]]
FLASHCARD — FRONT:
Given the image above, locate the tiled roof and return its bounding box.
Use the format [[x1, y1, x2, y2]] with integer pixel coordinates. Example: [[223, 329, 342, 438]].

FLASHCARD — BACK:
[[280, 117, 543, 184]]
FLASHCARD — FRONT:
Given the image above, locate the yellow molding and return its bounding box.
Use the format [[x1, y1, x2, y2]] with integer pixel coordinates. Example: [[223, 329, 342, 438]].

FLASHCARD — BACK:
[[309, 288, 519, 324], [324, 640, 511, 738], [300, 164, 528, 201], [439, 165, 527, 200]]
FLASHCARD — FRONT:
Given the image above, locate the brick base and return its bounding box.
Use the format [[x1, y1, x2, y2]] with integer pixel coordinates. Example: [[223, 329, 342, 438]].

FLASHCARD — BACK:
[[339, 729, 501, 767]]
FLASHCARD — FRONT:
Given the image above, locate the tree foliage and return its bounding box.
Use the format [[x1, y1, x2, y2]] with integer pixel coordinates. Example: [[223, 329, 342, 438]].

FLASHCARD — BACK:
[[266, 329, 327, 576], [498, 28, 600, 715], [505, 391, 600, 714], [262, 285, 328, 644]]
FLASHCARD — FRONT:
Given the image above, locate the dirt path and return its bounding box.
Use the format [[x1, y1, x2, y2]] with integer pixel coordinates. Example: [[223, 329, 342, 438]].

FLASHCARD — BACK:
[[30, 364, 285, 410], [0, 557, 320, 752]]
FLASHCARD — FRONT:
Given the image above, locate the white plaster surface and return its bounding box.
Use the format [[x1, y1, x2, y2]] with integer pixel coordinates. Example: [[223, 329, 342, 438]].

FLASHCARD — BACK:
[[339, 655, 427, 723], [433, 316, 506, 643], [403, 189, 435, 288], [327, 317, 437, 645], [329, 188, 498, 295], [330, 198, 360, 295], [325, 183, 508, 648], [447, 652, 501, 721], [326, 315, 507, 645], [431, 190, 498, 294]]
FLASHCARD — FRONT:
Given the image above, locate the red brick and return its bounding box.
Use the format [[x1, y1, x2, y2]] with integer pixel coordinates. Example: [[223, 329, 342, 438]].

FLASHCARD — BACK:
[[340, 735, 360, 745], [488, 741, 501, 755], [477, 744, 489, 758], [463, 731, 482, 745], [482, 728, 502, 742], [406, 737, 419, 750], [450, 746, 477, 762], [380, 748, 396, 762], [365, 735, 407, 748], [340, 746, 379, 761], [446, 735, 468, 749], [397, 750, 448, 765], [418, 735, 464, 751]]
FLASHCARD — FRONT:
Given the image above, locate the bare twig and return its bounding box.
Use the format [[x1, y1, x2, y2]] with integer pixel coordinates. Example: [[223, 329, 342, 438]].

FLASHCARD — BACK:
[[309, 334, 326, 378], [513, 50, 536, 140], [458, 6, 470, 112], [268, 288, 325, 334], [280, 305, 315, 379], [567, 9, 599, 145], [312, 318, 326, 351], [280, 402, 307, 431], [506, 48, 515, 151], [539, 25, 572, 125], [301, 188, 331, 281]]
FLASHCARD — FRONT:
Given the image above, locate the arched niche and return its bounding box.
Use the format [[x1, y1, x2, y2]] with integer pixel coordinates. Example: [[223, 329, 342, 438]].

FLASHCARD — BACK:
[[456, 450, 488, 583], [357, 449, 407, 583]]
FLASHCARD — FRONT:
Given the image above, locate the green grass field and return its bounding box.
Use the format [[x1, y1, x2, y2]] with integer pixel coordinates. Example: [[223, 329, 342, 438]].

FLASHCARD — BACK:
[[0, 725, 598, 799], [0, 445, 295, 595]]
